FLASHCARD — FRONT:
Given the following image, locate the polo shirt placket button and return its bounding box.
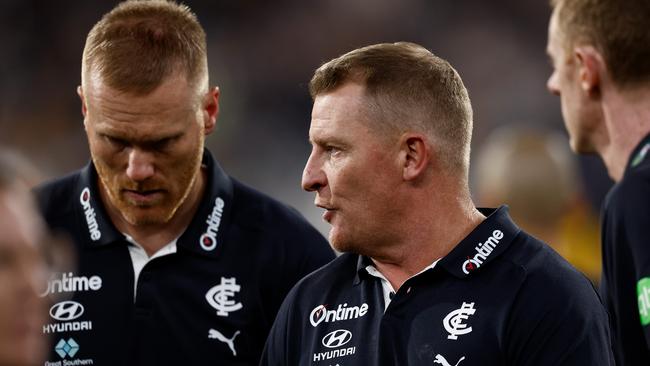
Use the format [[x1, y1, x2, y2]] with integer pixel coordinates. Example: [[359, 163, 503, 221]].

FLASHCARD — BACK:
[[135, 271, 154, 314]]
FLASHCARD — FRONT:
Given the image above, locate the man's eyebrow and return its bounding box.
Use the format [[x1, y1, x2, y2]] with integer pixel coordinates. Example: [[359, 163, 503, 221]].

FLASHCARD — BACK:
[[310, 135, 349, 149], [309, 135, 330, 146], [97, 132, 128, 143], [98, 131, 183, 145]]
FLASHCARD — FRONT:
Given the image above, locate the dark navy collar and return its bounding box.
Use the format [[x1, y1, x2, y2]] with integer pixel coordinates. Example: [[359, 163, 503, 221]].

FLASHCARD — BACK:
[[74, 149, 234, 258], [354, 206, 520, 284], [353, 255, 374, 285], [74, 160, 123, 246], [438, 206, 520, 278], [626, 132, 650, 172], [177, 149, 233, 258]]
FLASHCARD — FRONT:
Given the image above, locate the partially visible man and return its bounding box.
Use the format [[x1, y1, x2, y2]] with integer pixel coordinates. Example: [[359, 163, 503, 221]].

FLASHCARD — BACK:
[[546, 0, 650, 364], [0, 151, 49, 366], [35, 1, 334, 365], [261, 42, 614, 365]]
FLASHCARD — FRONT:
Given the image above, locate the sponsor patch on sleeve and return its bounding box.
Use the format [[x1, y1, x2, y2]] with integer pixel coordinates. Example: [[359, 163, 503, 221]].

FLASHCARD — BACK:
[[637, 277, 650, 326]]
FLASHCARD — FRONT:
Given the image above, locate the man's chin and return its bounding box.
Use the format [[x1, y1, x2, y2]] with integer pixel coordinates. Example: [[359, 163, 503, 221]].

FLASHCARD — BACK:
[[119, 207, 173, 226], [328, 231, 358, 254]]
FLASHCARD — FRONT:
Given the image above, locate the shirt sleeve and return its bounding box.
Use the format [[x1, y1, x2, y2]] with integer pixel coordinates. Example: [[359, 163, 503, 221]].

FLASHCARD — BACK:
[[504, 262, 615, 365]]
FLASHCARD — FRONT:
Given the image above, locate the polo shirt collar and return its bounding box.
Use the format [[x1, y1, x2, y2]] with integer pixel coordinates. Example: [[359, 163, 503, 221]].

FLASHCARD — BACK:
[[626, 132, 650, 171], [74, 149, 234, 258], [74, 160, 124, 246], [353, 206, 520, 283], [439, 206, 520, 278], [176, 149, 233, 258], [354, 255, 374, 285]]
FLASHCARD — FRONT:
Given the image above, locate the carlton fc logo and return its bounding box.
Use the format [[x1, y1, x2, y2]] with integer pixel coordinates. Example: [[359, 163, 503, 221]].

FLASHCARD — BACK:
[[443, 302, 476, 340], [206, 277, 243, 317]]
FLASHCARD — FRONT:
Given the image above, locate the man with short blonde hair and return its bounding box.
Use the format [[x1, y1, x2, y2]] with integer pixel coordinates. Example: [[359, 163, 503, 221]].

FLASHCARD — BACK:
[[547, 0, 650, 364], [261, 42, 613, 365], [82, 0, 208, 95], [35, 1, 334, 365], [549, 0, 650, 88]]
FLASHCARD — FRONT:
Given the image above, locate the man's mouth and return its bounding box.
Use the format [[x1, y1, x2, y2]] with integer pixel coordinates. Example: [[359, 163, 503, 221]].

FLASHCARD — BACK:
[[315, 201, 336, 222], [122, 189, 164, 205], [319, 207, 336, 223]]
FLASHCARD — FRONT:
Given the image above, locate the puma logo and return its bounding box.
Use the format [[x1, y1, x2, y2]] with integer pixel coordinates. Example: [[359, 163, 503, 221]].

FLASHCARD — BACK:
[[434, 354, 465, 366], [208, 328, 241, 356]]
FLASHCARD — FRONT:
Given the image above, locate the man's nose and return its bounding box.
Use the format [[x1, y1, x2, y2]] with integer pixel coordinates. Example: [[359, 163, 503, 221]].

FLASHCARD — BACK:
[[547, 72, 560, 96], [126, 148, 155, 181], [301, 153, 326, 192]]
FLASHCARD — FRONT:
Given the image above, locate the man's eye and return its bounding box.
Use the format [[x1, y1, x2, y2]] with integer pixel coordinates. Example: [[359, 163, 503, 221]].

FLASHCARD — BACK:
[[105, 136, 128, 148], [152, 138, 174, 151], [326, 146, 341, 156]]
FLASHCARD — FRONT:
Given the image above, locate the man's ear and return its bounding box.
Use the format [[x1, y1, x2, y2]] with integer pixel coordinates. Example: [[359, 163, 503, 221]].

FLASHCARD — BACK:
[[203, 86, 220, 135], [574, 46, 604, 98], [77, 86, 87, 117], [399, 133, 430, 181]]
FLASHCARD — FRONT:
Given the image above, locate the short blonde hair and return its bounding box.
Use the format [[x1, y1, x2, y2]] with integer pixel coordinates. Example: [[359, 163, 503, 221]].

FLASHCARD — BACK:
[[551, 0, 650, 87], [309, 42, 473, 176], [82, 0, 208, 95]]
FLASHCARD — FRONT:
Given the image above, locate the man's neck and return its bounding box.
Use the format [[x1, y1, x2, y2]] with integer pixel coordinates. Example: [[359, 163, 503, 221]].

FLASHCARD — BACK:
[[600, 87, 650, 182], [103, 169, 206, 256], [369, 196, 485, 291]]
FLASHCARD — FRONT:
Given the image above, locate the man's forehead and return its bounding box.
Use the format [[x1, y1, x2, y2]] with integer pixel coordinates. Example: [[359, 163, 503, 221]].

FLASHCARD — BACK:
[[309, 106, 345, 143], [308, 119, 336, 143], [85, 87, 197, 113], [309, 109, 373, 146], [312, 85, 369, 122], [85, 73, 198, 141], [85, 70, 201, 106], [93, 121, 184, 142], [547, 9, 567, 50]]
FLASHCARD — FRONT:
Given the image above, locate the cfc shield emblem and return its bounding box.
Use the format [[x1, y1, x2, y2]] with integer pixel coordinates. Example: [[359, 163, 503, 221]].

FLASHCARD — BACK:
[[206, 277, 243, 317], [443, 302, 476, 340]]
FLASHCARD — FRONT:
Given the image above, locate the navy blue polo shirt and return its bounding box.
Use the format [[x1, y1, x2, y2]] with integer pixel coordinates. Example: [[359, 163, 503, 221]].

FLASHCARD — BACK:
[[35, 149, 335, 366], [601, 133, 650, 365], [261, 207, 614, 365]]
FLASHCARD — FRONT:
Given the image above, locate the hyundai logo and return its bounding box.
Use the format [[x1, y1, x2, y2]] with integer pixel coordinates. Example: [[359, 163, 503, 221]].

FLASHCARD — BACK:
[[50, 301, 85, 321], [322, 329, 352, 349]]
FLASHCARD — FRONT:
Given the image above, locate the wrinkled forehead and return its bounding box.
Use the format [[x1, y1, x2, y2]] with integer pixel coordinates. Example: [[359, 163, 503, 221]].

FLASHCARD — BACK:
[[310, 82, 402, 146], [84, 72, 201, 138], [310, 85, 373, 132], [85, 68, 202, 104]]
